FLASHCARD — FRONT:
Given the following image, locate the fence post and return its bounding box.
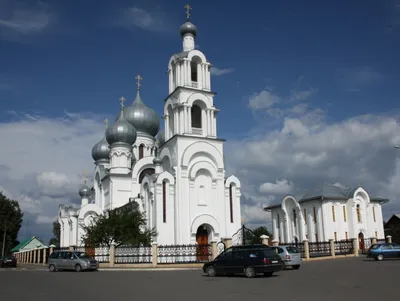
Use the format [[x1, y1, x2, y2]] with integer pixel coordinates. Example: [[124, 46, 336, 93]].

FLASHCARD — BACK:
[[272, 239, 279, 246], [303, 239, 310, 260], [386, 235, 392, 243], [109, 243, 115, 267], [69, 246, 75, 251], [42, 248, 47, 266], [49, 244, 55, 255], [210, 240, 218, 260], [352, 238, 359, 257], [329, 239, 335, 257], [223, 237, 232, 248], [371, 237, 377, 244], [260, 235, 269, 246], [152, 243, 158, 267]]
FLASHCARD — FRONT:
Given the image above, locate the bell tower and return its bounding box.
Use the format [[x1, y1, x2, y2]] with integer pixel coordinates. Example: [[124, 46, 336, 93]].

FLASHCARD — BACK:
[[164, 5, 217, 141]]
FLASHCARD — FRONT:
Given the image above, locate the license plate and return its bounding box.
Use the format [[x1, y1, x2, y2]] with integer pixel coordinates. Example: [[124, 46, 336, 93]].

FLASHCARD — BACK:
[[272, 261, 278, 263]]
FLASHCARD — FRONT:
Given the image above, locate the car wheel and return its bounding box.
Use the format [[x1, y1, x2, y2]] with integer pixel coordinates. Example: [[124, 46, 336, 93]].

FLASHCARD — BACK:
[[206, 266, 216, 277], [292, 265, 300, 270], [49, 264, 56, 272], [264, 271, 273, 277], [377, 254, 384, 261], [244, 266, 256, 278], [75, 264, 82, 272]]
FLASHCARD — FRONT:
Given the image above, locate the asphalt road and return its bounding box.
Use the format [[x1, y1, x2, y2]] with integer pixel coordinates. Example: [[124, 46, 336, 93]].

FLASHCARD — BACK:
[[0, 257, 398, 301]]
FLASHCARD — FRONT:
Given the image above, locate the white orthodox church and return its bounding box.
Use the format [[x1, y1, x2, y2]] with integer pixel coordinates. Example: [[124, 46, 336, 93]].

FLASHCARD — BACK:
[[58, 11, 242, 247], [264, 184, 389, 245]]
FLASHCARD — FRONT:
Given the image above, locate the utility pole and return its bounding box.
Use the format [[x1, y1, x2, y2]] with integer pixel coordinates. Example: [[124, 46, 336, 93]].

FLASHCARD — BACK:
[[1, 222, 6, 257]]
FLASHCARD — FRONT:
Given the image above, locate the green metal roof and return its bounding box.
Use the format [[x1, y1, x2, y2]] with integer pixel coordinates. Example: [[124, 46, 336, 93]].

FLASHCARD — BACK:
[[10, 237, 32, 252]]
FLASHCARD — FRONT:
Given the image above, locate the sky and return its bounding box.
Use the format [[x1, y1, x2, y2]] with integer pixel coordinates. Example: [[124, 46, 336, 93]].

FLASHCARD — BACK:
[[1, 0, 400, 243]]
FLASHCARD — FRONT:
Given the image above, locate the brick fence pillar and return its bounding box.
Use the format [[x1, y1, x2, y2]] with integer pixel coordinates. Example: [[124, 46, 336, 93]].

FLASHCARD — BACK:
[[329, 239, 335, 257], [353, 238, 359, 257], [260, 235, 269, 246], [386, 235, 392, 243], [303, 239, 310, 260], [152, 243, 158, 267]]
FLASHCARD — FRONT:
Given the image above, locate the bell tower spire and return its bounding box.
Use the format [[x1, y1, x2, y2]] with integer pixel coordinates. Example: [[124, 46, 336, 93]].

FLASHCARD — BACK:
[[180, 4, 197, 51]]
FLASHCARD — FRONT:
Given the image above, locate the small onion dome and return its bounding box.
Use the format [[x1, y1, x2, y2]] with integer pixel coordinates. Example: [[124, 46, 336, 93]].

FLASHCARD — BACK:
[[106, 109, 137, 146], [157, 131, 165, 145], [122, 90, 160, 137], [180, 21, 197, 37], [153, 156, 163, 165], [79, 184, 90, 198], [91, 136, 110, 162]]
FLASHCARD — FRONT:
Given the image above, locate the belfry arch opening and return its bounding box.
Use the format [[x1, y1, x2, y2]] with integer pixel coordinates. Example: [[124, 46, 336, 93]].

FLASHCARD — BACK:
[[191, 56, 202, 82], [191, 105, 202, 128]]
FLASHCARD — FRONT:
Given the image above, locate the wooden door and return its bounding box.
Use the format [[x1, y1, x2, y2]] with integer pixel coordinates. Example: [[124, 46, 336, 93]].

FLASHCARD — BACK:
[[196, 227, 209, 261], [358, 233, 365, 250]]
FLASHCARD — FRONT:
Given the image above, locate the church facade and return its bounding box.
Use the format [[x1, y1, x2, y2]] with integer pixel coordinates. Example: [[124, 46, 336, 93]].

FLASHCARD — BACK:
[[264, 184, 389, 244], [58, 12, 242, 247]]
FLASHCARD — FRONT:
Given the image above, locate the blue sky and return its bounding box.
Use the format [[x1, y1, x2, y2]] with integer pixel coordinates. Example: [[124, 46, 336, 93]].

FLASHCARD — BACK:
[[1, 0, 400, 242]]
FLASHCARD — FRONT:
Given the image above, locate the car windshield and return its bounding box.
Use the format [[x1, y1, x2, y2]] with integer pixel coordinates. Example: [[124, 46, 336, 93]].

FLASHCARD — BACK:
[[74, 252, 91, 259], [286, 246, 300, 253], [370, 244, 380, 250]]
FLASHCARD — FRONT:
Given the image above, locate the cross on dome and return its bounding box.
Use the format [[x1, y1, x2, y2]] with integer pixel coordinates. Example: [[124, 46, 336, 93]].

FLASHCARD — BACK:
[[104, 118, 109, 128], [135, 74, 143, 90], [184, 4, 192, 20], [119, 96, 126, 108], [83, 170, 88, 184]]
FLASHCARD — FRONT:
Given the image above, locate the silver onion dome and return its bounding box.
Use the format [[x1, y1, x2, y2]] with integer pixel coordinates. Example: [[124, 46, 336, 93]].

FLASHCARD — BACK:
[[157, 131, 165, 145], [180, 21, 197, 37], [91, 135, 110, 163], [106, 109, 137, 146], [153, 156, 163, 165], [122, 90, 160, 137], [79, 184, 90, 198]]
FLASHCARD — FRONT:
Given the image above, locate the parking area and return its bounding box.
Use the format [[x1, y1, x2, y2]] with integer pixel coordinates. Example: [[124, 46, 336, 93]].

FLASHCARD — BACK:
[[0, 257, 398, 301]]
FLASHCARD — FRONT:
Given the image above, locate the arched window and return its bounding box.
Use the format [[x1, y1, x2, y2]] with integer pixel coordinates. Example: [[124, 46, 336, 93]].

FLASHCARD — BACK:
[[332, 206, 336, 222], [372, 207, 376, 222], [138, 168, 155, 184], [163, 181, 167, 223], [191, 105, 202, 128], [191, 60, 198, 82], [356, 204, 361, 223], [293, 209, 297, 227], [139, 144, 145, 160], [229, 184, 233, 223]]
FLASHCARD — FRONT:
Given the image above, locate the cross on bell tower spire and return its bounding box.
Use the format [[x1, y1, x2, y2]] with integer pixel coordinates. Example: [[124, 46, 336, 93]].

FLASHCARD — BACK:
[[184, 4, 192, 20]]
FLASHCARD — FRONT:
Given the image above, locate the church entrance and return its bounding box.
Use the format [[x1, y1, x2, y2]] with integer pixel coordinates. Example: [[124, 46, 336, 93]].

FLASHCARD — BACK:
[[358, 232, 365, 251], [196, 225, 209, 261]]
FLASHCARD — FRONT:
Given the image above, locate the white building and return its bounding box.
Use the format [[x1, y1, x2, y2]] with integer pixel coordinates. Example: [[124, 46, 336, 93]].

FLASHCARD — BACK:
[[58, 12, 242, 247], [264, 184, 388, 244]]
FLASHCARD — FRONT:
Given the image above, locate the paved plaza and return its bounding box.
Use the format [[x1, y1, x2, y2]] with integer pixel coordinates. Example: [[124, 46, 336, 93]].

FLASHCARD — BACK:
[[0, 257, 398, 301]]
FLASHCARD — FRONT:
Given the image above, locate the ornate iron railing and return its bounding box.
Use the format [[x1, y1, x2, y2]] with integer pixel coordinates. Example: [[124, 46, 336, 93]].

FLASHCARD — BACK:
[[334, 240, 354, 255], [308, 241, 331, 257], [157, 244, 211, 264], [377, 238, 386, 243], [55, 247, 70, 251], [95, 246, 110, 263], [115, 245, 152, 264], [74, 246, 86, 252]]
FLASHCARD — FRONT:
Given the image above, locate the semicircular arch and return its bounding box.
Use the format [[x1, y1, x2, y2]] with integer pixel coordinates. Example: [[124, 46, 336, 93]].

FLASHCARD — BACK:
[[189, 161, 217, 180], [191, 214, 220, 235], [181, 141, 223, 168]]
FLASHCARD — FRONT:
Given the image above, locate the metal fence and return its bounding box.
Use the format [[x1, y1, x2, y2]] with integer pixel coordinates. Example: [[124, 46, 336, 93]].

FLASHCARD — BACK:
[[157, 244, 211, 264], [95, 246, 110, 263], [308, 241, 331, 257], [334, 240, 354, 255], [115, 245, 152, 264], [280, 243, 306, 258]]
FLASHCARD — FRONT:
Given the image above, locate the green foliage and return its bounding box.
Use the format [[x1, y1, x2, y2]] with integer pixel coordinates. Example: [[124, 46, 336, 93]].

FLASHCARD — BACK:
[[81, 202, 157, 248], [244, 226, 273, 245], [48, 221, 60, 246], [0, 192, 24, 254]]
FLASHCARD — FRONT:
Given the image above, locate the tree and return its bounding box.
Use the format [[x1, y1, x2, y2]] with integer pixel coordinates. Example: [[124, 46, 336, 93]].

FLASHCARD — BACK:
[[48, 221, 60, 246], [244, 226, 273, 245], [0, 192, 24, 256], [81, 202, 157, 248]]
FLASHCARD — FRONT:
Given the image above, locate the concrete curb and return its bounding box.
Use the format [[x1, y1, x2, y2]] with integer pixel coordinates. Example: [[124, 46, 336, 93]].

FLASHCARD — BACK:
[[99, 267, 202, 271]]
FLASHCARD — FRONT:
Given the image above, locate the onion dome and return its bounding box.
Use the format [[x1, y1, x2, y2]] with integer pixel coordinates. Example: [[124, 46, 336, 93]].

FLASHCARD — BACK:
[[121, 90, 160, 137], [180, 21, 197, 37], [153, 156, 163, 165], [106, 109, 137, 146], [157, 131, 165, 145], [79, 184, 90, 198], [91, 136, 110, 163]]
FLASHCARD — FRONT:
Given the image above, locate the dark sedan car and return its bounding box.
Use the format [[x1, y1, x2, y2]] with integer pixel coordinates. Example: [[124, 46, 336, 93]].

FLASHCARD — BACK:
[[367, 243, 400, 261], [203, 244, 284, 278], [0, 256, 17, 268]]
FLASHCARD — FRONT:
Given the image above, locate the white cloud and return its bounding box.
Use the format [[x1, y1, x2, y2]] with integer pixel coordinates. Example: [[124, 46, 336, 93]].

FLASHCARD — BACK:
[[117, 6, 170, 32], [0, 111, 107, 240], [248, 90, 280, 110], [259, 179, 294, 194], [0, 1, 52, 39], [210, 67, 235, 76]]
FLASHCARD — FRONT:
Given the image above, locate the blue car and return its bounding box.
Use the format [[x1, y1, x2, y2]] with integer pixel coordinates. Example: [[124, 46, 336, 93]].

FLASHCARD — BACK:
[[367, 243, 400, 261]]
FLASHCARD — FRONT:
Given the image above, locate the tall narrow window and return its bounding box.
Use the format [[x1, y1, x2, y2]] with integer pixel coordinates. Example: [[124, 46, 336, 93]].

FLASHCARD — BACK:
[[332, 206, 336, 222], [277, 214, 280, 228], [356, 204, 361, 223], [162, 181, 167, 223], [334, 232, 337, 241], [191, 105, 202, 128], [313, 207, 317, 223], [345, 232, 348, 240], [375, 231, 378, 238], [372, 207, 376, 222], [139, 144, 145, 160], [343, 206, 347, 222], [304, 208, 307, 225], [293, 209, 297, 227], [229, 184, 233, 223], [315, 233, 318, 242], [190, 60, 198, 82]]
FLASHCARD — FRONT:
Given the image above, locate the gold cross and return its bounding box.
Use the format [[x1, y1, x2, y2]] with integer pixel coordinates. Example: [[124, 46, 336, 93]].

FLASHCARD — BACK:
[[104, 118, 109, 128], [83, 170, 88, 184], [184, 4, 192, 20], [135, 74, 143, 90], [119, 96, 126, 108]]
